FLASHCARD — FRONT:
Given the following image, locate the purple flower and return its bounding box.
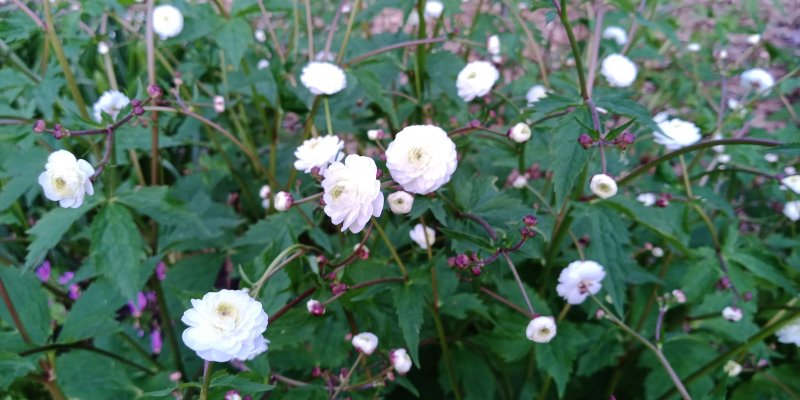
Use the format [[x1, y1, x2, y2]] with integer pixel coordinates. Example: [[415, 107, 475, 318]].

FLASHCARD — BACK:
[[150, 328, 162, 354], [156, 262, 168, 281], [128, 292, 148, 318], [68, 284, 81, 300], [58, 271, 75, 285], [35, 261, 51, 282]]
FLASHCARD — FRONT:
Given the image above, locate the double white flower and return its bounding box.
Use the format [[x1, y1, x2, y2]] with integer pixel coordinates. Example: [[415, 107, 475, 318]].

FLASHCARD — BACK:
[[526, 316, 557, 343], [653, 113, 702, 151], [590, 174, 617, 199], [781, 175, 800, 195], [526, 84, 548, 105], [301, 62, 347, 95], [385, 125, 458, 194], [740, 68, 774, 94], [556, 260, 606, 304], [39, 150, 95, 208], [293, 135, 344, 174], [600, 54, 637, 87], [783, 201, 800, 222], [181, 289, 269, 362], [602, 26, 628, 46], [387, 191, 414, 214], [152, 5, 184, 40], [456, 61, 499, 102], [776, 317, 800, 346], [322, 155, 384, 234], [93, 90, 130, 123], [352, 332, 379, 355], [390, 348, 413, 374]]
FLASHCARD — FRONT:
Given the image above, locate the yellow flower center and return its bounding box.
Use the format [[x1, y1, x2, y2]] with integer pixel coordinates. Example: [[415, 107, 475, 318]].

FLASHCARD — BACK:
[[407, 147, 430, 166], [331, 184, 346, 200], [215, 302, 237, 319]]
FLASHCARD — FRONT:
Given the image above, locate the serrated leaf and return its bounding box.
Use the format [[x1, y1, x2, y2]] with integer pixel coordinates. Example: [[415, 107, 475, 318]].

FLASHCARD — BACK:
[[24, 198, 99, 270], [549, 113, 590, 209], [605, 118, 636, 141], [580, 204, 630, 316], [0, 268, 51, 345], [90, 203, 145, 300], [394, 283, 425, 367], [58, 281, 127, 343], [215, 18, 251, 69], [440, 293, 488, 319], [354, 68, 399, 128], [0, 352, 37, 390]]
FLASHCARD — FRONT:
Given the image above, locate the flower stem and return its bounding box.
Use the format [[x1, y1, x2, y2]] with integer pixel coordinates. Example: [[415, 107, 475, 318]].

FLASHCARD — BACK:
[[555, 0, 588, 100], [331, 352, 363, 399], [429, 305, 461, 400], [200, 361, 213, 400], [42, 0, 89, 120], [371, 218, 408, 280], [344, 37, 448, 67], [502, 252, 535, 315], [335, 0, 361, 64], [593, 297, 691, 400], [679, 155, 694, 199], [323, 96, 334, 136]]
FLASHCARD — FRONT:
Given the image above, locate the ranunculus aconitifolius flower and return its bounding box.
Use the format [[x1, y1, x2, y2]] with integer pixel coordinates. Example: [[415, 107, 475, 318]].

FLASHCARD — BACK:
[[293, 135, 344, 174], [38, 150, 95, 208], [741, 68, 774, 94], [600, 53, 637, 87], [300, 62, 347, 95], [556, 260, 606, 304], [181, 289, 269, 362], [409, 224, 436, 249], [152, 5, 184, 40], [93, 90, 130, 122], [351, 332, 379, 355], [526, 316, 557, 343], [390, 348, 413, 374], [652, 115, 702, 151], [456, 61, 499, 102], [387, 191, 414, 214], [508, 122, 531, 143], [783, 201, 800, 222], [385, 125, 457, 195], [590, 174, 617, 199], [322, 155, 384, 234]]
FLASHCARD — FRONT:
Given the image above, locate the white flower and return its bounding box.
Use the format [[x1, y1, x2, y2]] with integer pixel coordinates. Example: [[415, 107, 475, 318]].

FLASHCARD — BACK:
[[526, 84, 548, 105], [512, 174, 528, 189], [653, 117, 702, 151], [254, 29, 266, 43], [637, 193, 657, 207], [776, 317, 800, 346], [274, 191, 293, 212], [764, 153, 778, 163], [746, 34, 761, 45], [456, 61, 499, 102], [741, 68, 774, 94], [672, 289, 686, 303], [602, 26, 628, 46], [293, 135, 344, 174], [556, 260, 606, 304], [424, 0, 444, 18], [687, 43, 701, 52], [181, 289, 269, 362], [97, 41, 110, 55], [351, 332, 378, 355], [38, 150, 95, 208], [390, 349, 412, 375], [387, 191, 414, 214], [590, 174, 617, 199], [508, 122, 531, 143], [300, 62, 347, 95], [409, 224, 436, 249], [526, 316, 556, 343], [152, 5, 184, 40], [258, 185, 271, 199], [723, 360, 742, 377], [717, 154, 731, 164], [786, 167, 797, 176], [600, 54, 637, 87], [322, 155, 384, 234], [783, 201, 800, 222], [93, 90, 130, 122], [722, 306, 743, 322], [213, 95, 225, 113], [719, 49, 729, 59], [487, 35, 501, 55], [257, 59, 271, 70], [367, 129, 383, 141], [386, 125, 457, 194], [780, 175, 800, 195]]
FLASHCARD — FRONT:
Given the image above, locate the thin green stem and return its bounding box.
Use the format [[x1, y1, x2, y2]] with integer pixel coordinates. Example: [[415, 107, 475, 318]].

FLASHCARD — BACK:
[[430, 305, 461, 400], [679, 155, 694, 199], [371, 218, 408, 280], [200, 361, 213, 400], [335, 0, 361, 64], [151, 277, 189, 383], [43, 0, 89, 119], [331, 353, 363, 399], [502, 252, 535, 315], [323, 96, 334, 136], [556, 0, 588, 100]]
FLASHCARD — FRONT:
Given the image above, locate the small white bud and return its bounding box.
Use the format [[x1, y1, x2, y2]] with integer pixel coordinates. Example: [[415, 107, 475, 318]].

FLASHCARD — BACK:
[[763, 153, 778, 163], [512, 174, 528, 189], [274, 191, 293, 212], [387, 191, 414, 214], [257, 59, 271, 70], [723, 360, 742, 377], [590, 174, 618, 199], [651, 247, 664, 258], [526, 316, 557, 343], [254, 29, 266, 43], [717, 154, 731, 164], [487, 35, 501, 55], [722, 306, 743, 322], [258, 185, 271, 199], [351, 332, 379, 355], [213, 95, 225, 113], [97, 41, 110, 55], [390, 349, 412, 375], [508, 122, 532, 143], [686, 43, 701, 52], [671, 289, 686, 304], [367, 129, 384, 141], [746, 34, 761, 45]]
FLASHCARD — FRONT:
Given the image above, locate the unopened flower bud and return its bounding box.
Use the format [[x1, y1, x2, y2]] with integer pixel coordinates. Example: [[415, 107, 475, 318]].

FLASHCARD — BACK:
[[311, 366, 322, 378], [390, 348, 413, 375], [671, 289, 686, 304], [354, 244, 369, 260], [614, 132, 636, 150], [317, 255, 328, 268], [388, 191, 414, 214], [33, 119, 46, 133], [578, 133, 594, 149], [469, 119, 481, 128], [742, 291, 753, 302], [655, 195, 670, 208], [53, 124, 66, 139], [331, 282, 348, 295], [455, 254, 469, 269], [254, 29, 266, 43], [511, 174, 528, 189], [520, 227, 536, 238], [274, 191, 293, 211], [526, 316, 557, 343], [595, 309, 606, 319], [508, 122, 532, 143], [97, 41, 110, 55], [213, 95, 225, 113], [523, 215, 538, 227], [722, 306, 743, 322], [651, 247, 664, 257], [147, 84, 163, 99], [306, 299, 326, 316], [723, 360, 742, 377], [351, 332, 379, 355], [471, 266, 481, 276], [258, 185, 271, 199], [367, 129, 384, 141]]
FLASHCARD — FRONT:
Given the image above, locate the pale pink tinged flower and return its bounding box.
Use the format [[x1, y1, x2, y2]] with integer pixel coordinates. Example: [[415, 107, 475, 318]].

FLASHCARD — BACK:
[[556, 260, 606, 304], [321, 155, 384, 234], [351, 332, 379, 355], [390, 348, 412, 374], [722, 306, 743, 322]]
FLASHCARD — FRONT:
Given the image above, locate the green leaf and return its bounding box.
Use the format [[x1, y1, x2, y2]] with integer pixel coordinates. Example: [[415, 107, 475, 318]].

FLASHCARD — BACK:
[[116, 186, 214, 244], [0, 268, 51, 345], [440, 293, 488, 319], [0, 352, 37, 390], [211, 373, 273, 392], [393, 283, 425, 367], [24, 198, 98, 270], [56, 351, 140, 400], [58, 281, 127, 343], [727, 252, 797, 294], [549, 113, 590, 209], [605, 118, 637, 141], [90, 203, 145, 300], [580, 204, 630, 316], [215, 18, 252, 69], [354, 68, 399, 128]]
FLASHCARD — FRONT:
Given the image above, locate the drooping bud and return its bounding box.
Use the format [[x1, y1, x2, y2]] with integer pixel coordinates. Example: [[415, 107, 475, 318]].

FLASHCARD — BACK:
[[351, 332, 379, 355], [578, 133, 594, 149], [523, 215, 538, 227], [390, 348, 413, 375], [613, 132, 636, 150], [274, 191, 294, 212], [306, 299, 326, 316], [33, 119, 46, 133], [147, 84, 163, 99]]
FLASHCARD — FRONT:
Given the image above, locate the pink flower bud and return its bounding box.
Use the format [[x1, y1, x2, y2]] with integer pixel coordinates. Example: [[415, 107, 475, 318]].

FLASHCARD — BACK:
[[147, 84, 163, 99], [306, 299, 326, 316], [33, 120, 46, 133], [523, 215, 538, 227], [578, 134, 594, 149]]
